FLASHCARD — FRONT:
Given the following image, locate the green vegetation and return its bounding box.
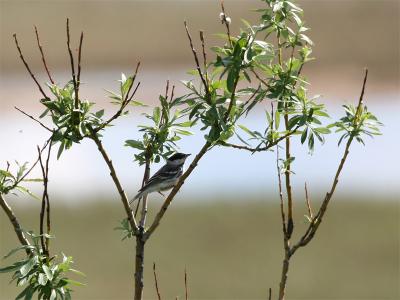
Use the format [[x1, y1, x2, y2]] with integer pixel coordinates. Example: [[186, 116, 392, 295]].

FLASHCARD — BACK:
[[1, 200, 398, 299]]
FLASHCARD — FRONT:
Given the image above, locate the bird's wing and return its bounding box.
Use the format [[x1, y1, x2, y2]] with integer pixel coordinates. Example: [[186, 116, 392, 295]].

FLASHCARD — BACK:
[[138, 164, 181, 192]]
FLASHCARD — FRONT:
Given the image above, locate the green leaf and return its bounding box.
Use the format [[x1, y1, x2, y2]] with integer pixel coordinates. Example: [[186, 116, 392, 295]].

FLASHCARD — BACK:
[[38, 272, 48, 286], [125, 140, 144, 150], [42, 264, 53, 281], [175, 121, 195, 127], [95, 109, 105, 118], [227, 68, 238, 93], [0, 259, 29, 273], [301, 128, 308, 144], [3, 245, 34, 259], [308, 133, 315, 151], [275, 111, 280, 130], [130, 100, 146, 107], [22, 178, 43, 183], [121, 76, 133, 98], [69, 268, 86, 277], [50, 289, 57, 300], [153, 107, 161, 124], [15, 285, 33, 300], [57, 141, 65, 160], [238, 125, 256, 138], [20, 257, 37, 276], [174, 129, 193, 136], [15, 186, 41, 201], [64, 279, 86, 287], [314, 127, 331, 134]]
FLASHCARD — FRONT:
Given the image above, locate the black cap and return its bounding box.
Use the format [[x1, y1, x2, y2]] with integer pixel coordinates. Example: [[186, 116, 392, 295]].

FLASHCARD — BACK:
[[168, 153, 191, 161]]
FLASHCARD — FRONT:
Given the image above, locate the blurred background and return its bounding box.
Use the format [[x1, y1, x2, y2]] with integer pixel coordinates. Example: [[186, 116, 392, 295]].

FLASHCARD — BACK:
[[0, 0, 399, 299]]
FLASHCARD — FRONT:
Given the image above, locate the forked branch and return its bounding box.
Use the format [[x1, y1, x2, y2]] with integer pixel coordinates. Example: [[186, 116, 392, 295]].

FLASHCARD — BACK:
[[13, 34, 49, 99], [277, 69, 370, 300]]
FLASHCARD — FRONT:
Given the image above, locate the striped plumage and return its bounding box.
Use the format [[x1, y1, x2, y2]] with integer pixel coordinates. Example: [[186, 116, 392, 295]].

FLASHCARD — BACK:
[[130, 153, 190, 204]]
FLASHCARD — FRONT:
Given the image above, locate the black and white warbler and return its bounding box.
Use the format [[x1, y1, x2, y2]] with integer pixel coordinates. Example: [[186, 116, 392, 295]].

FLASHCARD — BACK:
[[130, 153, 191, 204]]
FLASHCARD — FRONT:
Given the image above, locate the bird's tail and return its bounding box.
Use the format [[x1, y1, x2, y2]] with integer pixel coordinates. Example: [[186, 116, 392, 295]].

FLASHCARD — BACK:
[[129, 190, 145, 205]]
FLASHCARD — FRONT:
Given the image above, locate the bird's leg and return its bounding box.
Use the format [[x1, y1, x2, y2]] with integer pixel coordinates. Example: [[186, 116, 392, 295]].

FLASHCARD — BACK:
[[158, 191, 166, 198]]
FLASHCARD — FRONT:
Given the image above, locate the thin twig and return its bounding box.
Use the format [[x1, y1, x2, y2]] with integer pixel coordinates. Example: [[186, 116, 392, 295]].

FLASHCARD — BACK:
[[276, 145, 291, 300], [153, 263, 162, 300], [184, 267, 189, 300], [276, 146, 286, 233], [170, 85, 175, 103], [199, 31, 208, 72], [8, 138, 52, 192], [184, 21, 209, 101], [165, 80, 170, 100], [44, 140, 52, 254], [89, 129, 139, 234], [13, 33, 48, 99], [15, 106, 53, 132], [34, 26, 55, 84], [0, 194, 31, 253], [268, 287, 272, 300], [37, 146, 48, 256], [251, 69, 269, 89], [139, 156, 151, 228], [220, 125, 300, 152], [66, 19, 78, 109], [220, 1, 232, 47], [304, 182, 313, 219], [281, 44, 297, 238], [77, 32, 84, 92]]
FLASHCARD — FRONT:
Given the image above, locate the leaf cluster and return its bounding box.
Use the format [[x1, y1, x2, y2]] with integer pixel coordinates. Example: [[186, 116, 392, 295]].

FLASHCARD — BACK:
[[0, 231, 84, 300], [330, 104, 382, 145], [0, 162, 40, 199], [40, 81, 105, 158], [125, 92, 193, 165]]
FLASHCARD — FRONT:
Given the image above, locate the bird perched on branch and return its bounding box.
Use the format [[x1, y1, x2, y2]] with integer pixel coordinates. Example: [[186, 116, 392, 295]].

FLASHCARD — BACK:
[[130, 153, 191, 204]]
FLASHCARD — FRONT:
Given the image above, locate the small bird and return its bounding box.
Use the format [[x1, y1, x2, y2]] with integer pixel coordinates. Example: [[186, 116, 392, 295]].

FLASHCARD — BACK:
[[130, 153, 191, 204]]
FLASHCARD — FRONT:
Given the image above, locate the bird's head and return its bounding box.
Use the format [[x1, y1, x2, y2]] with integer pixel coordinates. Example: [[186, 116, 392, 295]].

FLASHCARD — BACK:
[[166, 153, 191, 166]]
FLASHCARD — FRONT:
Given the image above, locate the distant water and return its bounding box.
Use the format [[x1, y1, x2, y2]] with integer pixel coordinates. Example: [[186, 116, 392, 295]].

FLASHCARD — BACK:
[[0, 70, 398, 204]]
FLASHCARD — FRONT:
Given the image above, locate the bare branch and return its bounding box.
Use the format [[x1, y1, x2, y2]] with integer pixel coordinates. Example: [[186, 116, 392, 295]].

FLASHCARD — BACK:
[[170, 85, 175, 103], [15, 106, 53, 132], [184, 21, 209, 101], [34, 26, 55, 84], [276, 145, 291, 300], [13, 33, 49, 99], [220, 1, 232, 47], [153, 263, 162, 300], [89, 129, 139, 234], [184, 267, 189, 300], [139, 157, 151, 228], [199, 31, 208, 72], [165, 80, 170, 100], [0, 194, 31, 253], [66, 19, 78, 109], [37, 146, 48, 256], [276, 146, 286, 233], [77, 32, 84, 92], [304, 182, 313, 219], [220, 125, 300, 153]]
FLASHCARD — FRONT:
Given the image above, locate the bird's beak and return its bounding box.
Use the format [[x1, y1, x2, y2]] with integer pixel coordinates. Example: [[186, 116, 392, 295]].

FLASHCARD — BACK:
[[186, 153, 191, 157]]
